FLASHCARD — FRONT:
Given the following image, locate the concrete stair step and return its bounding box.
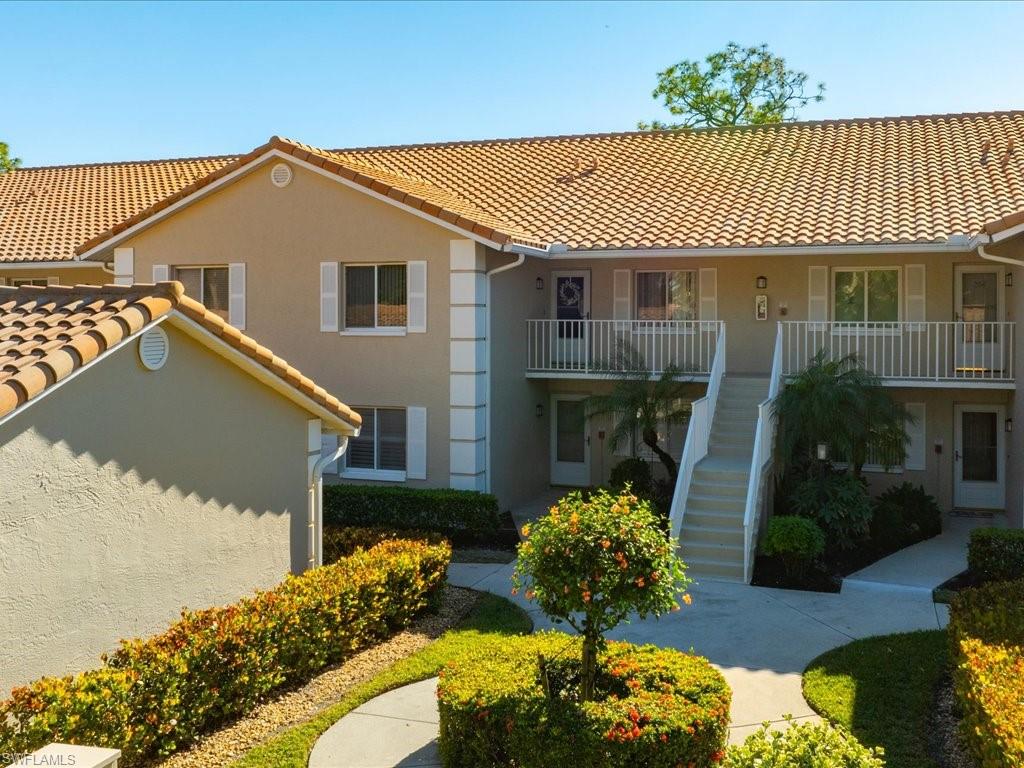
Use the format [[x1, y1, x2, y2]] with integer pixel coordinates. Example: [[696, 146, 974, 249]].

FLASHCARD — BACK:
[[709, 431, 753, 446], [686, 493, 746, 512], [681, 522, 745, 545], [679, 554, 746, 582], [708, 444, 755, 459], [689, 481, 747, 498], [692, 466, 750, 485], [680, 540, 744, 563], [684, 508, 745, 528]]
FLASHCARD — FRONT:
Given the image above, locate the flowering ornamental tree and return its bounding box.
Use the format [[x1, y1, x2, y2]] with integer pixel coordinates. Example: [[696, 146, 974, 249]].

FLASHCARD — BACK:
[[512, 487, 691, 701]]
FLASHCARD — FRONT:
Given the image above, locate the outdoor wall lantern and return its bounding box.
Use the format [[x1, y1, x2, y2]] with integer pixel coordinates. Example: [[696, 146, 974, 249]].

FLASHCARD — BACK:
[[536, 277, 545, 291], [756, 275, 768, 290], [816, 442, 829, 461], [536, 403, 544, 418], [1006, 272, 1014, 288], [1007, 418, 1014, 433]]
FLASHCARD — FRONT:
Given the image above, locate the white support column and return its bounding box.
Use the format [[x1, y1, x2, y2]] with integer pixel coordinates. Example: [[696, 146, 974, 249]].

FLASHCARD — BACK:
[[449, 239, 487, 491]]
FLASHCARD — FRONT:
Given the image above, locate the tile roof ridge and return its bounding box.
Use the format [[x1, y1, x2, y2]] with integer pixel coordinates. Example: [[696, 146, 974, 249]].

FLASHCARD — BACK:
[[335, 108, 1024, 152], [13, 153, 241, 172]]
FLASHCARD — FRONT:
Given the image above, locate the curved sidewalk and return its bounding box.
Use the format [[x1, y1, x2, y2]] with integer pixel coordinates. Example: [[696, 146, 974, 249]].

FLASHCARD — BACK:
[[309, 560, 949, 766]]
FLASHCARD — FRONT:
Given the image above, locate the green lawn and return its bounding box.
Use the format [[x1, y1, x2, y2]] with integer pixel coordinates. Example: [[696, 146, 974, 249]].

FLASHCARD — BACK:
[[802, 630, 948, 768], [229, 593, 532, 768]]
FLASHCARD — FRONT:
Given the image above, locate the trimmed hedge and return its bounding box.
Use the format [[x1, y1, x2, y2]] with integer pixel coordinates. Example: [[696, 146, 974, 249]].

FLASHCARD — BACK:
[[323, 484, 503, 545], [437, 632, 730, 768], [949, 579, 1024, 767], [0, 538, 450, 765], [726, 718, 884, 767], [322, 524, 445, 563], [968, 527, 1024, 583]]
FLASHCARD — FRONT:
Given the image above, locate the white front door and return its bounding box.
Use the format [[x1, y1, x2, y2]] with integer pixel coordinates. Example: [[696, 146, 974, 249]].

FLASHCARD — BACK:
[[954, 404, 1005, 510], [954, 265, 1005, 375], [550, 271, 590, 368], [550, 394, 590, 486]]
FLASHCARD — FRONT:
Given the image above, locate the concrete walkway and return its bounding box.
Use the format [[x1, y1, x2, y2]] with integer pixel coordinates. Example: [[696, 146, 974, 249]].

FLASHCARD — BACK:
[[310, 560, 951, 766]]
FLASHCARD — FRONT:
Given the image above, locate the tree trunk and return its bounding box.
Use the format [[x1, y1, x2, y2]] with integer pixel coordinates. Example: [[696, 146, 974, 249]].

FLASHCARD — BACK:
[[643, 429, 677, 482], [580, 629, 599, 702]]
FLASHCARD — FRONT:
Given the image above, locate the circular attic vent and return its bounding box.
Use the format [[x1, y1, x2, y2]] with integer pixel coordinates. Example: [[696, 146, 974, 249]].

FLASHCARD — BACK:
[[270, 162, 293, 188], [138, 326, 169, 371]]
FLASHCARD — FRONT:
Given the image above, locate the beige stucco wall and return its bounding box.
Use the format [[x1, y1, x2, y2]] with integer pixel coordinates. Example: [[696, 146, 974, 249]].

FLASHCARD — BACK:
[[0, 265, 108, 287], [115, 159, 453, 489], [0, 322, 314, 692]]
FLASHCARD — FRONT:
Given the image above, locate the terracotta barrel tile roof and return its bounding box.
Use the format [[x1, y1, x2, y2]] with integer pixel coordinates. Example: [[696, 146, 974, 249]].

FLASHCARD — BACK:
[[4, 110, 1024, 259], [0, 281, 360, 429]]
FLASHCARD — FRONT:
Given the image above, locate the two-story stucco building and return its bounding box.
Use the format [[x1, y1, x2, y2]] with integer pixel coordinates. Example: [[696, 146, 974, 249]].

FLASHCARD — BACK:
[[3, 111, 1024, 581]]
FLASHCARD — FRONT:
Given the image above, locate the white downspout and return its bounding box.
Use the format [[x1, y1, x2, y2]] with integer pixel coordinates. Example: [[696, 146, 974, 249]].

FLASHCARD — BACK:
[[309, 436, 349, 569], [484, 253, 527, 494], [978, 242, 1024, 267]]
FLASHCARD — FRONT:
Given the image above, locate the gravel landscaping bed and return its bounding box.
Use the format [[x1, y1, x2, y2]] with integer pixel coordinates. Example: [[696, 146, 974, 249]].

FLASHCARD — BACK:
[[149, 585, 478, 768]]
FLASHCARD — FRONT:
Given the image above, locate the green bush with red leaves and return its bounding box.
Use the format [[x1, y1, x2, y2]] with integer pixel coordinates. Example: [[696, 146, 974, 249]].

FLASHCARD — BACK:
[[949, 579, 1024, 768], [0, 538, 450, 765], [437, 632, 730, 768], [322, 524, 445, 563]]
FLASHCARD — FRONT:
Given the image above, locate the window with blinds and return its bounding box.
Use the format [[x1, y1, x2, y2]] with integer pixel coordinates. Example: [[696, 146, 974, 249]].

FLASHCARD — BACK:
[[636, 270, 696, 321], [344, 264, 407, 329], [175, 266, 230, 320], [345, 407, 407, 473]]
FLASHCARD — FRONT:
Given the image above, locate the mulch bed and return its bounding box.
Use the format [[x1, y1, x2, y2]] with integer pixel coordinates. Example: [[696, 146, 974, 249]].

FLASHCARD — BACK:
[[928, 674, 977, 768], [933, 569, 983, 604], [750, 555, 842, 592], [148, 585, 479, 768]]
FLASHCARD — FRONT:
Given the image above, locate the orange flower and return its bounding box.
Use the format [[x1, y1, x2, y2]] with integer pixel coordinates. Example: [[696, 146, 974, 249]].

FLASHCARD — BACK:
[[521, 524, 531, 537], [635, 577, 645, 588], [601, 539, 611, 549], [582, 590, 592, 603], [683, 594, 693, 606]]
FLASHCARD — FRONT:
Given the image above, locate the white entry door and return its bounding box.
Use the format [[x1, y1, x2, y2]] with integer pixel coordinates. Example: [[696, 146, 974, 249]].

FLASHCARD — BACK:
[[954, 265, 1004, 375], [551, 271, 590, 367], [550, 394, 590, 486], [954, 404, 1005, 510]]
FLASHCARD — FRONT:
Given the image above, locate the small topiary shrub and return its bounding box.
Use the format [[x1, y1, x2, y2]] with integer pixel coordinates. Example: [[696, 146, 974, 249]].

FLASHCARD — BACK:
[[761, 516, 825, 580], [874, 482, 941, 542], [0, 539, 450, 764], [725, 718, 885, 767], [513, 487, 690, 700], [323, 484, 501, 545], [608, 457, 654, 497], [968, 528, 1024, 583], [788, 471, 872, 551], [437, 632, 730, 768]]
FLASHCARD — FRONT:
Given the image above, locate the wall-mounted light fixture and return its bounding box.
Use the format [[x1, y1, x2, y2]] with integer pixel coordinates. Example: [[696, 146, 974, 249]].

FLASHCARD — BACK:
[[536, 277, 545, 291], [1006, 272, 1014, 288], [535, 403, 544, 418], [1006, 418, 1014, 433], [756, 275, 768, 290], [816, 442, 829, 461]]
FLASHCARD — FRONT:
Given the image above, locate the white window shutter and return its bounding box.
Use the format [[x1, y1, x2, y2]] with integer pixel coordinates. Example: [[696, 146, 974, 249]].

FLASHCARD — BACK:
[[152, 264, 169, 283], [406, 407, 427, 479], [699, 268, 717, 320], [905, 264, 926, 326], [320, 433, 339, 474], [407, 261, 427, 333], [320, 262, 339, 332], [613, 269, 631, 324], [808, 266, 829, 327], [904, 402, 926, 470], [113, 247, 135, 286], [229, 263, 246, 329]]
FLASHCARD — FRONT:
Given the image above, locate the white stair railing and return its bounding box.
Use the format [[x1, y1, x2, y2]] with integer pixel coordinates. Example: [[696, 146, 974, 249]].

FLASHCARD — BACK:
[[668, 321, 726, 540], [741, 323, 784, 582]]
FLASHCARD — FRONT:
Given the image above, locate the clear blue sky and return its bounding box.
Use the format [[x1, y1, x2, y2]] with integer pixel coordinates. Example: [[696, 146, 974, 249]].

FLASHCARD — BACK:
[[5, 0, 1024, 166]]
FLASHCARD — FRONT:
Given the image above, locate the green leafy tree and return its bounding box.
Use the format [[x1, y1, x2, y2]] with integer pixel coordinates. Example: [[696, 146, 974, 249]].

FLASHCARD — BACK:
[[640, 42, 825, 130], [773, 350, 911, 477], [584, 342, 691, 483], [0, 142, 20, 174], [512, 488, 690, 701]]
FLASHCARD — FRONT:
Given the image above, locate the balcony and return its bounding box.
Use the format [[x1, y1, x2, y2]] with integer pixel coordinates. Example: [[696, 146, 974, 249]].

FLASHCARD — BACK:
[[525, 319, 722, 378], [781, 321, 1016, 387]]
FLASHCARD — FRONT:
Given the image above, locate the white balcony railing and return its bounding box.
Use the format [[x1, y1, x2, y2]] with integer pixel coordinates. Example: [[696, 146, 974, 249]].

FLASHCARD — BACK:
[[781, 321, 1015, 384], [526, 319, 722, 377]]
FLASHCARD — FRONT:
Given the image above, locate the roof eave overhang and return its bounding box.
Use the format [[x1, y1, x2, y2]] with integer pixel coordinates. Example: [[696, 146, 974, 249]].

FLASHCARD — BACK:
[[76, 148, 525, 262], [538, 240, 979, 259]]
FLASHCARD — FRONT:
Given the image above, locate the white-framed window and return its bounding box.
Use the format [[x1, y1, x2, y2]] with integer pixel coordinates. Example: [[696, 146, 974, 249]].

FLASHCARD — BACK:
[[832, 267, 901, 323], [342, 406, 407, 481], [175, 265, 230, 320], [343, 263, 407, 333], [635, 270, 697, 321], [10, 278, 52, 287]]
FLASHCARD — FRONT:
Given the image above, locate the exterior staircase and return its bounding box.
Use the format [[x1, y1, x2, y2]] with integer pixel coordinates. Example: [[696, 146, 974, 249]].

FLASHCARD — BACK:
[[679, 375, 769, 582]]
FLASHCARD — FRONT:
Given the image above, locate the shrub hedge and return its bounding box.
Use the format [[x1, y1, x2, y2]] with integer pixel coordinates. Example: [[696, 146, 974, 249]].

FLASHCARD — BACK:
[[968, 528, 1024, 583], [725, 718, 884, 768], [437, 632, 730, 768], [949, 579, 1024, 768], [0, 538, 450, 765], [322, 524, 445, 563], [761, 516, 825, 580], [323, 484, 504, 545]]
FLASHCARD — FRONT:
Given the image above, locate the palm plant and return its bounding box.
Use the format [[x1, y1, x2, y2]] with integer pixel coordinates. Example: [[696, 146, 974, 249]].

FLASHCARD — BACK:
[[773, 350, 911, 477], [584, 341, 692, 483]]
